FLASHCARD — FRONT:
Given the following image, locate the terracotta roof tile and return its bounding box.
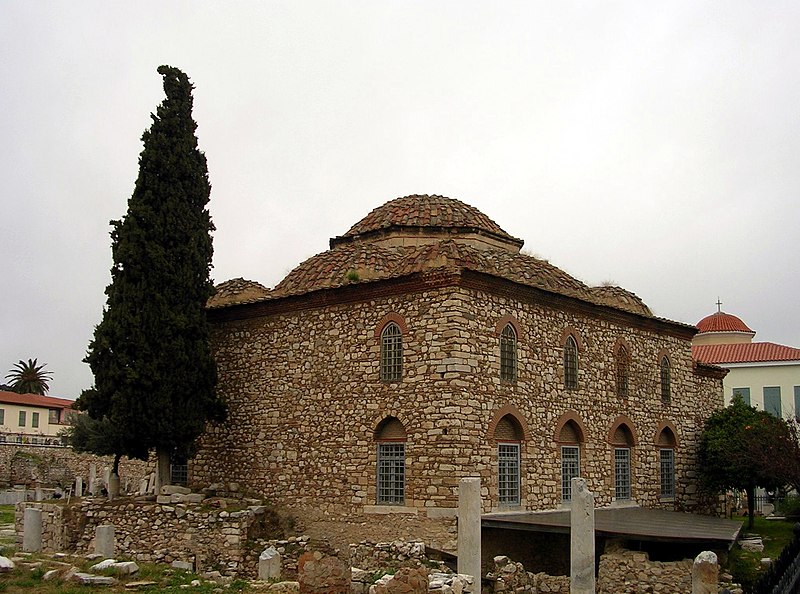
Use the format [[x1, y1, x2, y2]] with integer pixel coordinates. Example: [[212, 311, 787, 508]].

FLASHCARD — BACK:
[[692, 342, 800, 364], [208, 278, 271, 308], [336, 194, 521, 244], [0, 391, 74, 409], [696, 311, 754, 334]]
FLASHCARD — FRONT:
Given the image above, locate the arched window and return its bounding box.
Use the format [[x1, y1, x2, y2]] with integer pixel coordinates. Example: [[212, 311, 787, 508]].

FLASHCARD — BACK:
[[611, 423, 635, 500], [660, 356, 671, 404], [657, 426, 677, 499], [380, 323, 403, 382], [494, 414, 523, 505], [375, 417, 406, 504], [564, 335, 578, 390], [500, 324, 517, 383], [616, 345, 630, 398], [558, 419, 583, 502]]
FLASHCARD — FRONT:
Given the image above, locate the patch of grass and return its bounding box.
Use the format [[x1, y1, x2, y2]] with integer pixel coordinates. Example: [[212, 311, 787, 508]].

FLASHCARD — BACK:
[[0, 506, 15, 525], [726, 516, 796, 591]]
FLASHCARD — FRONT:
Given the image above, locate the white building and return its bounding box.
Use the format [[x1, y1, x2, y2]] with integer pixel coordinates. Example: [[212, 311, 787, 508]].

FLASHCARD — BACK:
[[692, 309, 800, 418], [0, 390, 75, 445]]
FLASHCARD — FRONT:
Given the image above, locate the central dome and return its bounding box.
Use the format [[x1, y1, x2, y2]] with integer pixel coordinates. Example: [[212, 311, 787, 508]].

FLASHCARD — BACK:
[[330, 194, 523, 251], [697, 311, 753, 334]]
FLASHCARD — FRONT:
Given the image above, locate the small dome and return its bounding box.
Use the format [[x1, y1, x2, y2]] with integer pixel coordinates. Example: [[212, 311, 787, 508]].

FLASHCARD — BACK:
[[696, 311, 753, 334], [331, 194, 523, 249]]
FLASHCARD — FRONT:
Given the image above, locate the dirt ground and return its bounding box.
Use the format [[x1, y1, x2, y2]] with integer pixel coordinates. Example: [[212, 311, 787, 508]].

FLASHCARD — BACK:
[[291, 507, 458, 555]]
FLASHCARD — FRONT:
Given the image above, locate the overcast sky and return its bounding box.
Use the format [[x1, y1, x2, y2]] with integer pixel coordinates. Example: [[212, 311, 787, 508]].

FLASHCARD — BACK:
[[2, 1, 798, 399]]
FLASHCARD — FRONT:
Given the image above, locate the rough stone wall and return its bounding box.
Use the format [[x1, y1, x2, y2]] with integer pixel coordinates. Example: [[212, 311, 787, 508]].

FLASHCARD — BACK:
[[597, 548, 693, 594], [194, 280, 723, 535], [17, 498, 276, 576], [0, 443, 151, 490], [488, 555, 570, 594]]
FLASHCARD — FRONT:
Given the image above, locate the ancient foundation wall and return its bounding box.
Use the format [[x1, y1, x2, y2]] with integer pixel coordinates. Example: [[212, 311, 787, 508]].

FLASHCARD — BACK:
[[0, 443, 151, 491]]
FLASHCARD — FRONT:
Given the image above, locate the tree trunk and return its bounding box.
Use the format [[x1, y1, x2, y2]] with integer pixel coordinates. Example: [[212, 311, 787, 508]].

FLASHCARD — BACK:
[[746, 485, 755, 529], [155, 447, 171, 494]]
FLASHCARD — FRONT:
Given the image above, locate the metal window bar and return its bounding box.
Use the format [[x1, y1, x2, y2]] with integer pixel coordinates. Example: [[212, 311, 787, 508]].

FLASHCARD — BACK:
[[498, 443, 520, 505], [380, 324, 403, 381], [171, 463, 189, 486], [561, 445, 580, 502], [661, 358, 671, 403], [617, 350, 630, 397], [500, 325, 517, 382], [660, 448, 675, 498], [564, 337, 578, 390], [615, 447, 631, 500], [377, 442, 405, 504]]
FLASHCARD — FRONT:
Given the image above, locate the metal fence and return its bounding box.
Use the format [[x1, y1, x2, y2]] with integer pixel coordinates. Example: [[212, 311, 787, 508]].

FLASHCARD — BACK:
[[752, 523, 800, 594]]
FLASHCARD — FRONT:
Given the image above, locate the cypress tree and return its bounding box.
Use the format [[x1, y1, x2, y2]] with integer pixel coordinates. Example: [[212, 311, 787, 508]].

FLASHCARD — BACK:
[[81, 65, 225, 483]]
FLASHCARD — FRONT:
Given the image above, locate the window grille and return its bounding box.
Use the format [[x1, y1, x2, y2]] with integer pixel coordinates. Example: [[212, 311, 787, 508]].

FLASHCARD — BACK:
[[171, 463, 189, 486], [377, 442, 405, 504], [561, 445, 580, 502], [564, 336, 578, 390], [614, 447, 631, 500], [498, 443, 520, 505], [380, 323, 403, 381], [660, 448, 675, 499], [18, 411, 26, 427], [616, 346, 630, 397], [660, 356, 671, 404], [500, 324, 517, 382], [48, 409, 59, 424], [31, 412, 39, 428]]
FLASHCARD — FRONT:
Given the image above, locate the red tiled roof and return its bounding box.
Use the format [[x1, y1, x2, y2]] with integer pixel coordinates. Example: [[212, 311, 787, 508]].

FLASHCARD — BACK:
[[692, 342, 800, 364], [208, 195, 658, 319], [334, 194, 522, 245], [0, 391, 74, 409], [696, 311, 753, 334]]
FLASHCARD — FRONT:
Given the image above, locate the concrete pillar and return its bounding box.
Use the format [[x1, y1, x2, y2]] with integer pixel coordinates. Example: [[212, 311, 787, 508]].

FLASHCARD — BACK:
[[103, 466, 111, 490], [88, 463, 97, 495], [22, 508, 42, 552], [692, 551, 719, 594], [75, 476, 83, 498], [570, 477, 595, 594], [95, 524, 115, 558], [34, 483, 43, 501], [457, 477, 481, 581]]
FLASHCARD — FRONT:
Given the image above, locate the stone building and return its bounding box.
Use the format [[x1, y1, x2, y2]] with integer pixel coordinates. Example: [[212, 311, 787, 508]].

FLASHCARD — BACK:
[[193, 194, 725, 533]]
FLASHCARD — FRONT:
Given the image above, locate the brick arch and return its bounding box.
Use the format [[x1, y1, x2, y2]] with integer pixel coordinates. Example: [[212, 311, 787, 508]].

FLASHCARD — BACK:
[[613, 336, 632, 357], [559, 327, 585, 352], [656, 348, 672, 366], [374, 312, 408, 338], [494, 314, 522, 341], [553, 410, 588, 443], [487, 404, 529, 442], [607, 415, 638, 446], [371, 411, 413, 438], [654, 420, 680, 447]]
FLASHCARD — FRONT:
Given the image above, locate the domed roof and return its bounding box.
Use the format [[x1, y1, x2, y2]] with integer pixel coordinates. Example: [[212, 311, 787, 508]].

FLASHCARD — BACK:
[[696, 311, 753, 334], [331, 194, 522, 249]]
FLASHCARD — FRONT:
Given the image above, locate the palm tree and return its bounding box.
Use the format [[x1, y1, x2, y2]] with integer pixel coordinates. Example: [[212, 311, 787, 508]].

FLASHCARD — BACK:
[[5, 358, 53, 395]]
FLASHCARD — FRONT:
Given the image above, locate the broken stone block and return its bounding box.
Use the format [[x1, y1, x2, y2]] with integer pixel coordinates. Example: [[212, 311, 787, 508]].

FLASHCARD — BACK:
[[259, 546, 282, 580], [0, 556, 14, 572], [160, 485, 191, 495], [172, 560, 193, 571], [72, 572, 117, 585]]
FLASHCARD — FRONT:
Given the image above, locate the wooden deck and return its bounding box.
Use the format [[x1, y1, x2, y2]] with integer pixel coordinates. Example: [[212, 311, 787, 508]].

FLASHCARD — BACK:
[[482, 506, 743, 547]]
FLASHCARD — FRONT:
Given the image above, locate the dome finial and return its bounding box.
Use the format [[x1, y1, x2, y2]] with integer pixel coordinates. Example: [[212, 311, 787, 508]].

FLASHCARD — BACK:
[[716, 297, 722, 313]]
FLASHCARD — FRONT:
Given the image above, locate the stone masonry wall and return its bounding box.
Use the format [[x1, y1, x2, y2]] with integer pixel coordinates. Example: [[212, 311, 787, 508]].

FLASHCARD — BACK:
[[597, 547, 693, 594], [0, 443, 151, 491], [17, 497, 275, 576], [194, 280, 724, 540]]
